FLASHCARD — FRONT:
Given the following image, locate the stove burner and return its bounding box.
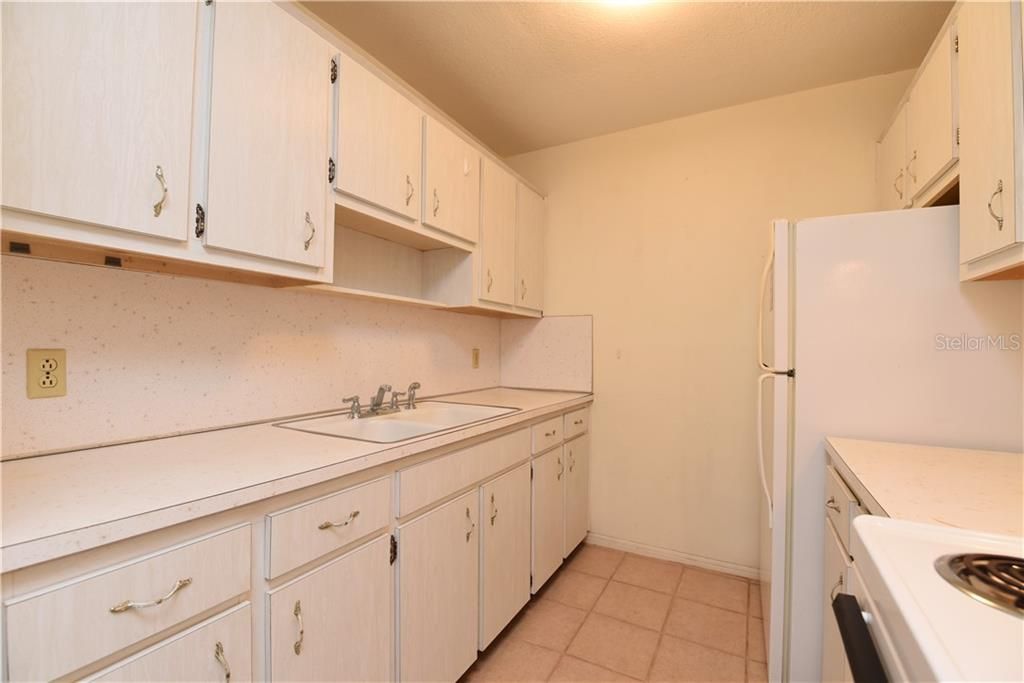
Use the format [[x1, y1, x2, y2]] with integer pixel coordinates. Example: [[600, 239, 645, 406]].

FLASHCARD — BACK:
[[936, 554, 1024, 618]]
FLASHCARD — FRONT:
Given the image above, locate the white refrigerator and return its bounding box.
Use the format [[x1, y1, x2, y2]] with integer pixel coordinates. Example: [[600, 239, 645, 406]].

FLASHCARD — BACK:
[[756, 206, 1023, 682]]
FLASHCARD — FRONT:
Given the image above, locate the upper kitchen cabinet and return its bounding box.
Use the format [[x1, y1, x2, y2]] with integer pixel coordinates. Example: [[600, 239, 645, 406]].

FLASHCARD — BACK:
[[958, 1, 1024, 279], [515, 183, 545, 312], [1, 1, 198, 241], [205, 0, 331, 268], [906, 25, 959, 203], [423, 117, 481, 244], [876, 104, 909, 211], [479, 158, 518, 306], [334, 53, 423, 222]]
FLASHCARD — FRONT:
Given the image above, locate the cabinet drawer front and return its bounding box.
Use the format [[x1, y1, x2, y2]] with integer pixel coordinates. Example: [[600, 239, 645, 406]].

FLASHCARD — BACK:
[[825, 466, 863, 552], [88, 603, 252, 682], [267, 536, 392, 682], [266, 477, 392, 578], [5, 525, 251, 682], [398, 429, 529, 517], [563, 408, 589, 440], [531, 416, 563, 454]]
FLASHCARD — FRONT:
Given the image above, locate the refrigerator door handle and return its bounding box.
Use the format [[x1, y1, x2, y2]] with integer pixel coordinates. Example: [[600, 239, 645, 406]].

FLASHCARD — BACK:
[[757, 246, 774, 372], [756, 372, 774, 526]]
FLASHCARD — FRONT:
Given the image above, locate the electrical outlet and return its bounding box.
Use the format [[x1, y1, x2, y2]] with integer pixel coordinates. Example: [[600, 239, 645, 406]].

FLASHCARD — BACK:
[[27, 348, 66, 399], [472, 348, 480, 369]]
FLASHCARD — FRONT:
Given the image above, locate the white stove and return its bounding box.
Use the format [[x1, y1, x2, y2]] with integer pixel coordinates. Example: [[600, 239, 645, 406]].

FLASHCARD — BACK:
[[851, 516, 1024, 682]]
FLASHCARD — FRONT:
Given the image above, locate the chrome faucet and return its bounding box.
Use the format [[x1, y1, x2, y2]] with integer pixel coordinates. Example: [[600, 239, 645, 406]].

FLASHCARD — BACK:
[[406, 382, 421, 409], [370, 384, 392, 413], [342, 395, 361, 419]]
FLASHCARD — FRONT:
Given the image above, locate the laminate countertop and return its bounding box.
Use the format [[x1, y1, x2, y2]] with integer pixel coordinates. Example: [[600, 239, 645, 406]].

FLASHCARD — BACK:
[[826, 437, 1023, 537], [1, 388, 592, 571]]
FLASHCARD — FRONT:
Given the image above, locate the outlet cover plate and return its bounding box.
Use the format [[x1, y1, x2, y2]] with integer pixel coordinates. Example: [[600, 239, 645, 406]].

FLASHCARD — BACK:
[[27, 348, 66, 399]]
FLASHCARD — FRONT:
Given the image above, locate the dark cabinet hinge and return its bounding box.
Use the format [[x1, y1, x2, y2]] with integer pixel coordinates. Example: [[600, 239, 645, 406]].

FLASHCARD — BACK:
[[194, 204, 206, 238], [330, 57, 338, 84], [530, 465, 534, 481], [530, 573, 534, 588], [390, 534, 398, 565], [954, 34, 959, 53], [328, 157, 336, 184]]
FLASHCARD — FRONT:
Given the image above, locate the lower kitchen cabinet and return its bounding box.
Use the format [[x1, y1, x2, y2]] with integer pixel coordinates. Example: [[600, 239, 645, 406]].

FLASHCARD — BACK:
[[531, 446, 565, 592], [89, 604, 252, 682], [563, 434, 590, 557], [821, 522, 853, 683], [398, 489, 480, 682], [479, 463, 531, 649], [266, 535, 392, 682]]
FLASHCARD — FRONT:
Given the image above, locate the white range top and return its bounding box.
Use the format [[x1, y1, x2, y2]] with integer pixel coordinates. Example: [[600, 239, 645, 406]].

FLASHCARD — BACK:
[[853, 516, 1024, 682], [826, 437, 1023, 536], [1, 387, 591, 571]]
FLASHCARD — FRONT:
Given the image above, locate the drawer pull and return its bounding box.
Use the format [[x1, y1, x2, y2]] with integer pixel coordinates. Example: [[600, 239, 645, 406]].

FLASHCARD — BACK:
[[557, 456, 564, 480], [544, 430, 557, 437], [214, 641, 231, 681], [293, 600, 304, 655], [490, 493, 499, 526], [573, 419, 584, 426], [318, 510, 360, 530], [109, 577, 192, 613], [988, 179, 1005, 230], [825, 496, 841, 513], [465, 506, 475, 542], [830, 574, 844, 601], [152, 165, 167, 217]]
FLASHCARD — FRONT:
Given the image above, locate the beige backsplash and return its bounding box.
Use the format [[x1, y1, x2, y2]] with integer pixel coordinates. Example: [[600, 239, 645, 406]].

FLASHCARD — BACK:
[[1, 256, 507, 456]]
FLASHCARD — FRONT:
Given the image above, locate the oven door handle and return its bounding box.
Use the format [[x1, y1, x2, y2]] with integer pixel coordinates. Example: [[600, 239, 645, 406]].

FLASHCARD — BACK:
[[832, 593, 889, 683]]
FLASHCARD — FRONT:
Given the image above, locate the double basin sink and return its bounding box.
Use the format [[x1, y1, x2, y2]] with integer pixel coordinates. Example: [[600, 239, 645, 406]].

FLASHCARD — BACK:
[[274, 401, 519, 444]]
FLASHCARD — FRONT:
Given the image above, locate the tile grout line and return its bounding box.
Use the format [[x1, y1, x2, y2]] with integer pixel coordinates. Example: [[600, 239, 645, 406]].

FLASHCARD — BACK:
[[641, 563, 687, 681]]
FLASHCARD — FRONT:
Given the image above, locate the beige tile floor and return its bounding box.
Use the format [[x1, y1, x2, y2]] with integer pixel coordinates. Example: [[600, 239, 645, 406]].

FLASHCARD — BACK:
[[461, 544, 767, 683]]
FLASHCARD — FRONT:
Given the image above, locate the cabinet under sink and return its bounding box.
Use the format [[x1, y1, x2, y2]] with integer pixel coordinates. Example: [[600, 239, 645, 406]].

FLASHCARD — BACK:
[[274, 401, 519, 443]]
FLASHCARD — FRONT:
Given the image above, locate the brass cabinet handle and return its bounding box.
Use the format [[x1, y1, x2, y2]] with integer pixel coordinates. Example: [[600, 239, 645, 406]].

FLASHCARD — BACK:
[[293, 600, 304, 655], [433, 188, 440, 217], [557, 456, 564, 480], [544, 430, 556, 437], [568, 450, 575, 473], [465, 506, 475, 542], [214, 641, 231, 681], [153, 165, 168, 217], [907, 150, 918, 183], [490, 493, 498, 526], [318, 509, 359, 530], [486, 268, 493, 292], [825, 496, 841, 513], [573, 419, 584, 426], [830, 574, 844, 601], [893, 170, 904, 200], [988, 180, 1005, 230], [109, 577, 192, 613], [521, 278, 527, 301], [303, 211, 315, 250], [405, 174, 414, 206]]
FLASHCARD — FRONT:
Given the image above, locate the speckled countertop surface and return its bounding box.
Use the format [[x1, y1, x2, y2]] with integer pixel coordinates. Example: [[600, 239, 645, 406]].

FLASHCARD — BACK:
[[1, 388, 592, 571], [826, 437, 1023, 537]]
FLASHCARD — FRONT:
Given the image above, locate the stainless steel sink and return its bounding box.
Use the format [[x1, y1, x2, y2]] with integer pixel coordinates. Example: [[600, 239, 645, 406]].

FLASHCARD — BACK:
[[274, 401, 519, 443]]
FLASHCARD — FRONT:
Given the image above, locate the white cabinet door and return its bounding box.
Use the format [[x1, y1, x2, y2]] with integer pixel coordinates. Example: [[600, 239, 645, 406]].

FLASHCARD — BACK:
[[266, 536, 392, 682], [206, 0, 330, 268], [821, 523, 852, 683], [531, 446, 565, 593], [479, 158, 517, 305], [479, 463, 531, 649], [90, 604, 251, 682], [399, 489, 479, 682], [563, 434, 590, 557], [335, 53, 423, 221], [958, 1, 1018, 263], [1, 1, 197, 241], [907, 25, 958, 201], [423, 117, 481, 243], [876, 104, 909, 210], [515, 183, 545, 312]]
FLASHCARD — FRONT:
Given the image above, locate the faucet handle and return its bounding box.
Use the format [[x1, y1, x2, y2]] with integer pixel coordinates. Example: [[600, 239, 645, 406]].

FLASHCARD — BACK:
[[342, 395, 361, 418], [390, 390, 407, 410]]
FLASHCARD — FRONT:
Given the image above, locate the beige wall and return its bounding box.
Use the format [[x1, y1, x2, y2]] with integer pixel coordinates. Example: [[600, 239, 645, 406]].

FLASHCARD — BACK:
[[508, 70, 913, 573]]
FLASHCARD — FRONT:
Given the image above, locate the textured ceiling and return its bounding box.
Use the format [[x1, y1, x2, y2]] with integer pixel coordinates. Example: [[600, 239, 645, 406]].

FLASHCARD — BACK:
[[306, 1, 952, 156]]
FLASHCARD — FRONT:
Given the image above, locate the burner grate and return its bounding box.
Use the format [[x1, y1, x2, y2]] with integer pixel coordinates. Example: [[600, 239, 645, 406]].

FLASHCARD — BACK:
[[936, 554, 1024, 618]]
